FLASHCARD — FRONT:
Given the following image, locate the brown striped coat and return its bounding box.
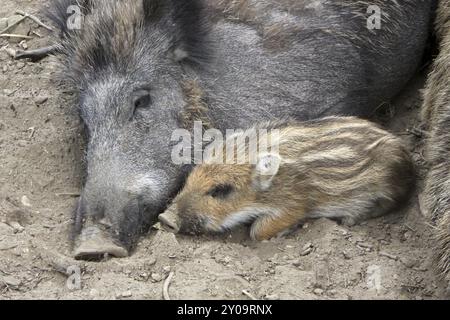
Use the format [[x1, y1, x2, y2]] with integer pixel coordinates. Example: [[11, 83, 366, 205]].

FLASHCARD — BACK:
[[159, 116, 415, 240]]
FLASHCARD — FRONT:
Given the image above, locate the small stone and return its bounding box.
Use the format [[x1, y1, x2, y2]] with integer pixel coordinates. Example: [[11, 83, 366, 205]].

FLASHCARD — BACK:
[[2, 276, 21, 288], [162, 266, 171, 273], [21, 195, 31, 207], [20, 41, 28, 50], [292, 259, 302, 267], [342, 251, 351, 260], [151, 273, 163, 282], [9, 221, 24, 234], [356, 242, 373, 250], [400, 231, 413, 242], [89, 289, 99, 297], [400, 258, 418, 269], [34, 96, 49, 105], [300, 243, 313, 256], [313, 288, 324, 295], [121, 291, 132, 298], [265, 294, 280, 300], [146, 257, 157, 266], [2, 66, 7, 73], [0, 18, 8, 30], [16, 62, 25, 69], [224, 256, 233, 264]]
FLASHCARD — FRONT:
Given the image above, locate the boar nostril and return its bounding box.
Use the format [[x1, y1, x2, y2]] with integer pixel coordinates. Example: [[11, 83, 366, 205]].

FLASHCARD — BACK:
[[158, 213, 180, 234]]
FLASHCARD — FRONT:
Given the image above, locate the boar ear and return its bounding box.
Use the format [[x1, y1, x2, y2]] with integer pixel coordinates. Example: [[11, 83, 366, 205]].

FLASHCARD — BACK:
[[142, 0, 211, 64], [252, 153, 282, 191], [170, 0, 212, 64]]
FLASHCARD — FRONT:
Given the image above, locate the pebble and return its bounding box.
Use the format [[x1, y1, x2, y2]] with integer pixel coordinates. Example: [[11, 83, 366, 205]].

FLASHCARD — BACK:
[[151, 273, 163, 282], [265, 294, 280, 300], [21, 195, 32, 207], [313, 288, 324, 295], [9, 221, 24, 233], [400, 257, 418, 269], [0, 18, 8, 30], [2, 275, 21, 288], [300, 243, 313, 256], [34, 96, 49, 105], [121, 291, 132, 298], [292, 259, 302, 268], [162, 266, 171, 273], [145, 257, 157, 266], [16, 62, 25, 69], [342, 251, 351, 260], [89, 289, 99, 297]]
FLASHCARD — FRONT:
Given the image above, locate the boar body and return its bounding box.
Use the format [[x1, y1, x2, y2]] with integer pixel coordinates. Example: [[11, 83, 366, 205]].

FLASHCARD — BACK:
[[45, 0, 433, 258], [421, 0, 450, 289]]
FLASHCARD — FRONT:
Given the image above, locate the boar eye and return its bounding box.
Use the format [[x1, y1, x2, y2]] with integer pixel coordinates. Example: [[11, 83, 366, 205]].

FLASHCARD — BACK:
[[132, 89, 152, 112], [207, 184, 235, 199]]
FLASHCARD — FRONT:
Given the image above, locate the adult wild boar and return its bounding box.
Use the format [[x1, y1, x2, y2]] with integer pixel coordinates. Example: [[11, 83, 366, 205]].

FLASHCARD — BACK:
[[42, 0, 434, 259], [421, 0, 450, 291]]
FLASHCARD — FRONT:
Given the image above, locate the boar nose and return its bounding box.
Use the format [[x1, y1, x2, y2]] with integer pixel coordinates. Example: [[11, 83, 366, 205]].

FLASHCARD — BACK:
[[73, 226, 128, 261], [159, 210, 181, 234]]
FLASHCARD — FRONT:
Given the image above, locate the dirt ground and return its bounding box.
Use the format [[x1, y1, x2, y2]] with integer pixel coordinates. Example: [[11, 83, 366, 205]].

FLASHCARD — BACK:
[[0, 0, 448, 300]]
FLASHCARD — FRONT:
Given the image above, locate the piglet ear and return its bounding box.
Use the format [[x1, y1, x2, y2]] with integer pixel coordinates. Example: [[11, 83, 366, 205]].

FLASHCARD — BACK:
[[252, 153, 282, 191]]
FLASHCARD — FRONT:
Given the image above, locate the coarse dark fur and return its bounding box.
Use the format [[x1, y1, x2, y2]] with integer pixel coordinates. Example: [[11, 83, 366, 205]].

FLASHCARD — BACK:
[[43, 0, 434, 256], [421, 0, 450, 288]]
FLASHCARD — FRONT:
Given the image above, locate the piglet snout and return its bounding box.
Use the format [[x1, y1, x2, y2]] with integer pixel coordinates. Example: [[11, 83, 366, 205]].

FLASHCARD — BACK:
[[159, 209, 181, 234]]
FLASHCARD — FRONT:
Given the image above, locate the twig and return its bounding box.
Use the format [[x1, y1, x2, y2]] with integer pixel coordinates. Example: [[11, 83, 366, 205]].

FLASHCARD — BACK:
[[379, 251, 398, 261], [242, 290, 257, 300], [0, 244, 18, 251], [0, 34, 33, 40], [163, 271, 175, 300], [55, 192, 81, 197], [15, 10, 53, 31], [14, 45, 59, 61], [0, 16, 27, 34]]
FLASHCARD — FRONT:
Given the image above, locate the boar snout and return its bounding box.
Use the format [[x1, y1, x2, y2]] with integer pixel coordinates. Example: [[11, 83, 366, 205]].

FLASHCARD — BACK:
[[73, 226, 128, 261], [159, 210, 181, 234]]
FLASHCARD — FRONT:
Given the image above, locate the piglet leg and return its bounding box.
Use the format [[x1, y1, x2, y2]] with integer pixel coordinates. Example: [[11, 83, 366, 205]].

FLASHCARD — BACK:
[[250, 210, 301, 241]]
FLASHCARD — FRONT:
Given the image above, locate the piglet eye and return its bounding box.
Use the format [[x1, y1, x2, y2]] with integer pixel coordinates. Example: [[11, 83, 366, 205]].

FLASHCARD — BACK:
[[207, 184, 235, 199], [132, 89, 152, 111]]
